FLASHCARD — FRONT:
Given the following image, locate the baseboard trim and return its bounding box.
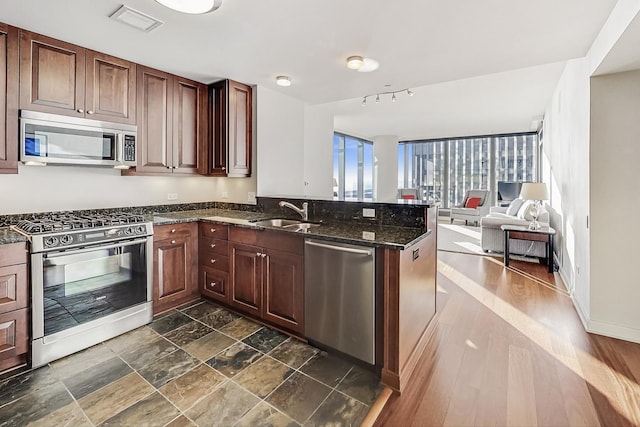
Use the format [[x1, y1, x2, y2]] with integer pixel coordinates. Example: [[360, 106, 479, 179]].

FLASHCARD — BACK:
[[587, 319, 640, 345]]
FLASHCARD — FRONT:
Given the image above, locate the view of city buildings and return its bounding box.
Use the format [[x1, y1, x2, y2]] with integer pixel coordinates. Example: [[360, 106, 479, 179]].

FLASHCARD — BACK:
[[335, 132, 538, 208]]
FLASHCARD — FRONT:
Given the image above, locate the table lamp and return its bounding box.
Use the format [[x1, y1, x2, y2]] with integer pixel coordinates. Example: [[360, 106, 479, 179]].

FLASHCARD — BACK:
[[520, 182, 549, 230]]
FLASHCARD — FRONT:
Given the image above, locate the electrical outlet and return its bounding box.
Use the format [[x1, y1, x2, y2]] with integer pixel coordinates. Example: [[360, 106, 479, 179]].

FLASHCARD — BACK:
[[167, 193, 178, 201], [221, 191, 229, 199], [362, 208, 376, 218], [248, 192, 256, 203], [362, 231, 375, 240]]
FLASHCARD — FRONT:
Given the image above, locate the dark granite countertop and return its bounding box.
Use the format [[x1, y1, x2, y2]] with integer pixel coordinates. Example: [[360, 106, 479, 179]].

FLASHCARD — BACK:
[[0, 228, 28, 245], [151, 208, 430, 249]]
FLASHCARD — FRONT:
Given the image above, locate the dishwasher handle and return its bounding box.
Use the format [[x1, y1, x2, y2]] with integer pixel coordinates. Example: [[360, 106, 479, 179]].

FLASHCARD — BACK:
[[305, 240, 372, 256]]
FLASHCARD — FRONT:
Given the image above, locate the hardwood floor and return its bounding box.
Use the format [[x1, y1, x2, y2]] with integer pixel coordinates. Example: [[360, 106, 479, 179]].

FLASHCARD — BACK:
[[375, 251, 640, 426]]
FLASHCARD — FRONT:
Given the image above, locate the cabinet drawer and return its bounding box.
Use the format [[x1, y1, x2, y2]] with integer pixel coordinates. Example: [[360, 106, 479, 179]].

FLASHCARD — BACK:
[[199, 237, 229, 256], [0, 264, 28, 314], [200, 253, 229, 273], [0, 243, 28, 267], [200, 223, 229, 239], [154, 222, 196, 240], [201, 267, 228, 303], [0, 307, 28, 363]]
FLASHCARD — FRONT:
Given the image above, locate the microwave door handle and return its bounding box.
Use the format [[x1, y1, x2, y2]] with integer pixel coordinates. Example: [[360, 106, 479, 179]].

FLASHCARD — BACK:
[[115, 132, 122, 163]]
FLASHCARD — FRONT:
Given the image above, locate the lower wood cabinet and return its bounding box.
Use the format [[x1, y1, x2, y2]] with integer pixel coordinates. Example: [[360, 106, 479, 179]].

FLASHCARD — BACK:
[[229, 228, 304, 334], [199, 223, 230, 304], [0, 243, 29, 373], [153, 223, 199, 314]]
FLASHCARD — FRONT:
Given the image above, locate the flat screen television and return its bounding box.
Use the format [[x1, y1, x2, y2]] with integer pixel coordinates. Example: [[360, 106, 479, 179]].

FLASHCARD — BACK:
[[497, 181, 526, 202]]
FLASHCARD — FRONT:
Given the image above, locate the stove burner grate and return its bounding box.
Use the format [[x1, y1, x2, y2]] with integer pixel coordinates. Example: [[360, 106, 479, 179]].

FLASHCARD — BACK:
[[14, 213, 147, 234]]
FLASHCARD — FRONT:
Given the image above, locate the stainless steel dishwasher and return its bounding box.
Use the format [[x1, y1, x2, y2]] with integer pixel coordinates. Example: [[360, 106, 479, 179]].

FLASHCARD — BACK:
[[304, 239, 376, 364]]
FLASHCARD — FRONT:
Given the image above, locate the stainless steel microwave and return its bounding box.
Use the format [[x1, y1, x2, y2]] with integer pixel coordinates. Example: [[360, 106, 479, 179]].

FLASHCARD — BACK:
[[19, 111, 137, 168]]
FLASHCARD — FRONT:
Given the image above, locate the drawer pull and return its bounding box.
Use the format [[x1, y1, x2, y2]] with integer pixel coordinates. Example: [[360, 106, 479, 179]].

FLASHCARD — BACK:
[[87, 110, 94, 114], [171, 228, 176, 233], [171, 240, 176, 244], [210, 259, 216, 264], [77, 108, 84, 113], [210, 244, 216, 248], [261, 253, 267, 258], [210, 228, 216, 232], [256, 252, 262, 256]]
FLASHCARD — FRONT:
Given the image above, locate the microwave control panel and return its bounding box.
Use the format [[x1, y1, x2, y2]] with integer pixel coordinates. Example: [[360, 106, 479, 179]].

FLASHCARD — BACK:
[[124, 135, 136, 162]]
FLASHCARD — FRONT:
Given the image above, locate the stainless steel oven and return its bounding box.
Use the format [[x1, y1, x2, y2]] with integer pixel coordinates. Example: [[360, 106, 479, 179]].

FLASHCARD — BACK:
[[13, 214, 153, 368]]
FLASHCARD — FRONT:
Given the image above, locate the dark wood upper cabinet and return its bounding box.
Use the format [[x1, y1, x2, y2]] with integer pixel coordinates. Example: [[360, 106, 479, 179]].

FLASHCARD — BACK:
[[19, 31, 136, 123], [132, 66, 205, 175], [0, 23, 19, 174], [85, 50, 136, 124], [205, 79, 252, 177]]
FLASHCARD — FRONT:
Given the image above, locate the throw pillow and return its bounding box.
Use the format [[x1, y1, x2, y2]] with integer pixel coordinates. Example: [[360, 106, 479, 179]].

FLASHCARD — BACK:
[[506, 198, 525, 216], [517, 200, 534, 221], [465, 197, 481, 208]]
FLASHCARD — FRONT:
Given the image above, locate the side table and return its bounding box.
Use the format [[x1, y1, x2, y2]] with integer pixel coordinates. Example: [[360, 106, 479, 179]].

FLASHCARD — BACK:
[[501, 224, 556, 273]]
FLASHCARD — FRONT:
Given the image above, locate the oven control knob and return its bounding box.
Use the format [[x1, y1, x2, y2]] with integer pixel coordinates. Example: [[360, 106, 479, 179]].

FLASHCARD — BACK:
[[135, 225, 145, 234], [124, 228, 133, 235], [44, 236, 59, 248], [59, 234, 73, 245], [116, 229, 123, 236]]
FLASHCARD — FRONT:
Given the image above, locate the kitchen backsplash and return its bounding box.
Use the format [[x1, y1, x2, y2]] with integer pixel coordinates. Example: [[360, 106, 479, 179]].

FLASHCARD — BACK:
[[0, 197, 435, 229]]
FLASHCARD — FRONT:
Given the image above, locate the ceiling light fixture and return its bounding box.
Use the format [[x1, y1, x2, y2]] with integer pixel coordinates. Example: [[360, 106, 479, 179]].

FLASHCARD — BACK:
[[155, 0, 223, 14], [361, 88, 414, 106], [276, 75, 291, 87], [346, 56, 364, 70]]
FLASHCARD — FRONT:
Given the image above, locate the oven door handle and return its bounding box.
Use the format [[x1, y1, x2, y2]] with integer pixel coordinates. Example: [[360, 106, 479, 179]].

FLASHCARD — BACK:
[[44, 237, 150, 258]]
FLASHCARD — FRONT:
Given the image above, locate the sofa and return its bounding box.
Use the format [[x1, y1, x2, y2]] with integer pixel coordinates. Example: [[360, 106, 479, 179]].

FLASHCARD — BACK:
[[480, 198, 550, 257], [450, 189, 490, 226]]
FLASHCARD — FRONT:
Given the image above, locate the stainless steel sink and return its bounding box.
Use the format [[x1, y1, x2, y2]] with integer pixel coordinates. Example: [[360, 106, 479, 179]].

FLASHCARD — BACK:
[[253, 218, 319, 232], [253, 218, 303, 227]]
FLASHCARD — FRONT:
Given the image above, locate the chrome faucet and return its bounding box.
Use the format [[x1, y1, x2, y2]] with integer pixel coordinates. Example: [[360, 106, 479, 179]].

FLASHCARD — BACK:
[[279, 201, 309, 221]]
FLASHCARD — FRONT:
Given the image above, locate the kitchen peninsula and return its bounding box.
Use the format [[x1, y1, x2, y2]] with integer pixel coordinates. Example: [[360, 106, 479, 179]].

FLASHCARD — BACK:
[[0, 197, 437, 393]]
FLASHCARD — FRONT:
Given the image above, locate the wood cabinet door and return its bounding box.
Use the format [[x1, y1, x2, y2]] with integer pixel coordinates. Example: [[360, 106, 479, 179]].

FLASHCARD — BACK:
[[19, 30, 85, 116], [172, 77, 206, 174], [153, 230, 198, 313], [208, 80, 227, 176], [85, 50, 136, 124], [136, 66, 173, 173], [262, 248, 304, 333], [229, 242, 262, 317], [227, 80, 252, 177], [0, 24, 18, 174]]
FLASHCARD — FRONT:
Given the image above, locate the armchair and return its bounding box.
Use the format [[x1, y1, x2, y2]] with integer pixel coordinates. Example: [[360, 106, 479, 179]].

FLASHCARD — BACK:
[[449, 189, 490, 226]]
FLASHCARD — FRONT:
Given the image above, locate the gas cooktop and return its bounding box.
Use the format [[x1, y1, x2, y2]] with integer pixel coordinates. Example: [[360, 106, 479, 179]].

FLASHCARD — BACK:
[[13, 213, 147, 234]]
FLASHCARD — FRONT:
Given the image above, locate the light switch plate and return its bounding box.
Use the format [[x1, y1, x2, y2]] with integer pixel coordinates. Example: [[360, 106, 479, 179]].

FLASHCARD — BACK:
[[221, 191, 229, 199], [167, 193, 178, 201], [362, 208, 376, 218], [248, 192, 256, 203]]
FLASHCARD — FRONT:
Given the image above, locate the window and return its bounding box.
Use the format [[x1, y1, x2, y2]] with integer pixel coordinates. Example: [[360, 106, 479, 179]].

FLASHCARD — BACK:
[[400, 132, 537, 208], [333, 133, 373, 199]]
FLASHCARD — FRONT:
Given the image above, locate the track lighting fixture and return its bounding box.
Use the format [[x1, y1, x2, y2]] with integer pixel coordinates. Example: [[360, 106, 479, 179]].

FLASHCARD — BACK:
[[360, 88, 414, 105]]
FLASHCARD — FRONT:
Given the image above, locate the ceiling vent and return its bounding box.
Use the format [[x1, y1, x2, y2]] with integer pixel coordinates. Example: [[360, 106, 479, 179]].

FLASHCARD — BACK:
[[110, 5, 163, 33]]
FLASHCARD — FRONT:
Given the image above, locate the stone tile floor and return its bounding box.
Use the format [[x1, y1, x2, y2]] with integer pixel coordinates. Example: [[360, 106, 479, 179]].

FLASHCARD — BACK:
[[0, 300, 382, 426]]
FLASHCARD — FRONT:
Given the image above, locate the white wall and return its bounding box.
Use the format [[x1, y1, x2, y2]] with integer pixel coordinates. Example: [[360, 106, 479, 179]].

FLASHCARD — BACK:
[[255, 86, 305, 197], [0, 164, 257, 214], [303, 104, 334, 199], [373, 135, 399, 202], [589, 69, 640, 341], [541, 58, 592, 324]]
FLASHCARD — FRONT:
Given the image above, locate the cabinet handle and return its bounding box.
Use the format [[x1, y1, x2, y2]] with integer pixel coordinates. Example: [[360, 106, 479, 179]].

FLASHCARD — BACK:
[[77, 108, 84, 113], [210, 243, 216, 248], [210, 259, 216, 264], [171, 229, 176, 233], [171, 240, 176, 244], [256, 252, 262, 256], [261, 253, 267, 258], [87, 110, 94, 114], [210, 228, 216, 232], [210, 282, 217, 287], [166, 166, 171, 169]]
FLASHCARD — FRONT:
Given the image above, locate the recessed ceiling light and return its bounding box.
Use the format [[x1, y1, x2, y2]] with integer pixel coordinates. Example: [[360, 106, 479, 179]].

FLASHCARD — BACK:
[[110, 5, 163, 32], [156, 0, 223, 14], [276, 75, 291, 87], [346, 56, 364, 70]]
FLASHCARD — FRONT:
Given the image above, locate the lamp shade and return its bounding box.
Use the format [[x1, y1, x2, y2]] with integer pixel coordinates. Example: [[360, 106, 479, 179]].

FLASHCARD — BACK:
[[520, 182, 549, 201]]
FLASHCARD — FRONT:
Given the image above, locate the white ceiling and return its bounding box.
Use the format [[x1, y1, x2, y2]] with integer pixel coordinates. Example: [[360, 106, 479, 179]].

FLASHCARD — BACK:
[[0, 0, 620, 139]]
